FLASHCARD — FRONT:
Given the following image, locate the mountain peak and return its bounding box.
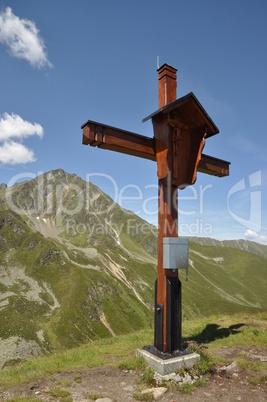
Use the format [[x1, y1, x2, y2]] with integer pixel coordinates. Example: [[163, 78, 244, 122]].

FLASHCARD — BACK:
[[41, 168, 77, 180], [0, 183, 7, 191]]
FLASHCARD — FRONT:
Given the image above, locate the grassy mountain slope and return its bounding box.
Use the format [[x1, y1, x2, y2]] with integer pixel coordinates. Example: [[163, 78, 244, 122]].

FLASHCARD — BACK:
[[0, 169, 266, 369], [181, 242, 267, 319]]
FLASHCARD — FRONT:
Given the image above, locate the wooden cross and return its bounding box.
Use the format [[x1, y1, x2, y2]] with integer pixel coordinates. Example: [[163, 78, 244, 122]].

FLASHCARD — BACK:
[[81, 64, 230, 355]]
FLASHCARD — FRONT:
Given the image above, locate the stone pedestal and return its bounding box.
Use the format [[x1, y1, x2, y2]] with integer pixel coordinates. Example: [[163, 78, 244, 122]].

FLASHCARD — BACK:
[[136, 348, 200, 376]]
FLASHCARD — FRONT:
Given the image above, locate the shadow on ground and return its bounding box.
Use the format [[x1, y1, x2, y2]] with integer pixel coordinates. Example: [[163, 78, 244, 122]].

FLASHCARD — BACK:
[[183, 323, 245, 346]]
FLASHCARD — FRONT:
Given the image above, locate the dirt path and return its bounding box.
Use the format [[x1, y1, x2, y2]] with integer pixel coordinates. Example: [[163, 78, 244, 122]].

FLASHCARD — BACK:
[[1, 364, 266, 401]]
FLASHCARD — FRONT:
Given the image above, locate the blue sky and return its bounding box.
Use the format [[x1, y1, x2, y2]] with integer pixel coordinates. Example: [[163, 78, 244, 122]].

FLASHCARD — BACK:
[[0, 0, 266, 244]]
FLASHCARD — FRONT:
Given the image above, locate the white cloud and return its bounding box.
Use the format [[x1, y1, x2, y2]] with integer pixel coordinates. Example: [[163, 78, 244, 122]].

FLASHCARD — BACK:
[[0, 113, 43, 142], [244, 229, 267, 245], [0, 141, 36, 164], [0, 113, 43, 165], [0, 7, 52, 68]]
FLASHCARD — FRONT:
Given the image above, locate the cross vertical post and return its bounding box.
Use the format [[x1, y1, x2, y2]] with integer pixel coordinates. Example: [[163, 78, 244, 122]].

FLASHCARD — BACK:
[[155, 179, 181, 353], [154, 65, 181, 353]]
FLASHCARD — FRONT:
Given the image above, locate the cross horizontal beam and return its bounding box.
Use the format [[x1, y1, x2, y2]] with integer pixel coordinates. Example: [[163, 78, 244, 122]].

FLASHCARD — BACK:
[[82, 120, 156, 161], [82, 120, 230, 177], [198, 154, 230, 177]]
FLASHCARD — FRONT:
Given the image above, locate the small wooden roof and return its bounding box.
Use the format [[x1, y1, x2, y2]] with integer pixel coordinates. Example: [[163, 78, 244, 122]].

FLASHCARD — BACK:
[[143, 92, 219, 138]]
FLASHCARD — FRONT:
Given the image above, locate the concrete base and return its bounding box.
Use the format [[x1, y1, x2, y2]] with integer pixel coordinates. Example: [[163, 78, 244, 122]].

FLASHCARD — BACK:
[[136, 348, 200, 376]]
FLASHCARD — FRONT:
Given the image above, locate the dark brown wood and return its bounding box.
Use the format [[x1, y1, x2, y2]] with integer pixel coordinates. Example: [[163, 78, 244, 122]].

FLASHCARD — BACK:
[[82, 120, 230, 178], [143, 92, 219, 138], [158, 64, 177, 109], [157, 179, 178, 351], [82, 120, 156, 161], [198, 154, 230, 177], [155, 64, 179, 352], [152, 118, 207, 188]]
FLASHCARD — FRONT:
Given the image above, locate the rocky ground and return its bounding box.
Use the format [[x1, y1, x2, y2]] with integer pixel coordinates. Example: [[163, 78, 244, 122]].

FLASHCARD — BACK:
[[1, 360, 266, 402]]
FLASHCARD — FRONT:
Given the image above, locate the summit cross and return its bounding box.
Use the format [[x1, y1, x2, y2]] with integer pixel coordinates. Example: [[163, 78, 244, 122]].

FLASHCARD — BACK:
[[81, 64, 230, 354]]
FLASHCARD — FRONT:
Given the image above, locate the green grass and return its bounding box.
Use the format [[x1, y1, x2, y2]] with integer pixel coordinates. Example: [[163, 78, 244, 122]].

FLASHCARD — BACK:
[[0, 329, 153, 388], [0, 312, 266, 391], [5, 398, 40, 402], [48, 387, 71, 398], [57, 378, 72, 387], [139, 367, 155, 386], [237, 359, 266, 373], [179, 382, 194, 393], [133, 391, 154, 401], [247, 374, 267, 386], [74, 375, 82, 383], [195, 377, 207, 387], [86, 392, 110, 400]]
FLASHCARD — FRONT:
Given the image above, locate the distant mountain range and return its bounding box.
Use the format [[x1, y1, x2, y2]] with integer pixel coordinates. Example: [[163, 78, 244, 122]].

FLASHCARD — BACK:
[[0, 169, 266, 369], [190, 237, 267, 260]]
